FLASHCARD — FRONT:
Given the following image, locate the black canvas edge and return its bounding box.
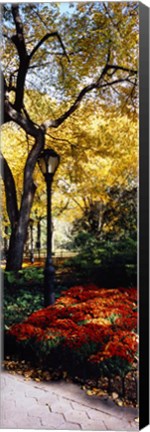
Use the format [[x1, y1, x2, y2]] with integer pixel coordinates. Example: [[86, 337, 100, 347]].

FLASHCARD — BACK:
[[139, 2, 150, 430]]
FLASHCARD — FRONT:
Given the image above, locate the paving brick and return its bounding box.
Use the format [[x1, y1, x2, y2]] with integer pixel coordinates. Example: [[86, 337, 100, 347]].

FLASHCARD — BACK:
[[28, 403, 51, 418], [63, 409, 89, 423], [102, 416, 138, 431], [40, 411, 65, 428], [2, 404, 17, 419], [130, 421, 139, 430], [37, 393, 60, 406], [0, 378, 6, 390], [86, 408, 112, 422], [16, 416, 42, 429], [1, 418, 19, 429], [79, 419, 106, 430], [71, 400, 93, 412], [25, 387, 49, 398], [50, 400, 74, 413], [59, 421, 82, 429]]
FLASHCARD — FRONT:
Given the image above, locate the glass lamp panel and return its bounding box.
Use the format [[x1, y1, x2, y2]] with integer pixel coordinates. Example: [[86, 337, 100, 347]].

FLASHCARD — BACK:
[[39, 158, 47, 174], [47, 156, 59, 174]]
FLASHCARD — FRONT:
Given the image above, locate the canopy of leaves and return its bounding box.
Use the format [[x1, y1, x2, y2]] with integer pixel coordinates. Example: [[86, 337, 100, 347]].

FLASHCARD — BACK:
[[1, 97, 138, 227], [1, 2, 138, 249], [2, 2, 138, 114]]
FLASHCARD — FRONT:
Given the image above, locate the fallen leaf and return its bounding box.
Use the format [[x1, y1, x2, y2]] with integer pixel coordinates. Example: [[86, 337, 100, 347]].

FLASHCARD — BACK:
[[86, 389, 94, 396], [97, 390, 108, 398], [63, 371, 68, 378], [112, 392, 119, 400], [117, 400, 123, 406]]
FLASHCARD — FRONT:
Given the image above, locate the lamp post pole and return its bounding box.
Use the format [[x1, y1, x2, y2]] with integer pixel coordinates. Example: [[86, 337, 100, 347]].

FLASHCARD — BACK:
[[38, 148, 60, 307], [29, 218, 34, 264], [36, 219, 41, 260], [44, 174, 55, 306]]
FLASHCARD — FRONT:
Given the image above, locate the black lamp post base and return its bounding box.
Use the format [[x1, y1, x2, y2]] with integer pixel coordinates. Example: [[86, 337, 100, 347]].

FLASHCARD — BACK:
[[44, 259, 55, 307]]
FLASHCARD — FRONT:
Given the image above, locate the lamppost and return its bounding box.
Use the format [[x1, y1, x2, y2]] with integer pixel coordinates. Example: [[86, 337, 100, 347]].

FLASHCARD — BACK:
[[38, 148, 60, 307], [29, 218, 34, 263], [36, 219, 41, 260]]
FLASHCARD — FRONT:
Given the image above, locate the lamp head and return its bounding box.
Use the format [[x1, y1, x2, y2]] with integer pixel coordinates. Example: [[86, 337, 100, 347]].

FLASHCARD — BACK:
[[38, 148, 60, 179]]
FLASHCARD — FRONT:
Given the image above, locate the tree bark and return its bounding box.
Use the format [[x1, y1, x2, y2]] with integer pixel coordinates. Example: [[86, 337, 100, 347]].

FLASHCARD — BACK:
[[6, 225, 27, 271], [4, 130, 44, 271], [5, 181, 36, 271]]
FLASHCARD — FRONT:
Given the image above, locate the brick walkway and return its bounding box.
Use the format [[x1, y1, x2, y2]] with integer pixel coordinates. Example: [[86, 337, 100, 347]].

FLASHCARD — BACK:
[[0, 371, 138, 430]]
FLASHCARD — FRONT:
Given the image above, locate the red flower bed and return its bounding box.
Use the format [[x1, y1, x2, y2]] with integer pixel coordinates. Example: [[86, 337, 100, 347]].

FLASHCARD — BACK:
[[8, 285, 138, 376], [10, 323, 44, 341], [89, 330, 138, 364]]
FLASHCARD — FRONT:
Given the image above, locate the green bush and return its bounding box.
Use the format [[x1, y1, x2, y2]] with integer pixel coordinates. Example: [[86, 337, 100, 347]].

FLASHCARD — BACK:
[[2, 267, 44, 330], [3, 266, 68, 330], [89, 356, 132, 379], [4, 267, 44, 288], [3, 286, 43, 330], [65, 234, 137, 286]]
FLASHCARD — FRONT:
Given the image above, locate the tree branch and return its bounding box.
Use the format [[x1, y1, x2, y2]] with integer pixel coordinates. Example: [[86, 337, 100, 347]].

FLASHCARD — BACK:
[[46, 132, 76, 146], [29, 31, 70, 62], [107, 64, 137, 75], [10, 8, 70, 111], [100, 77, 134, 88], [42, 61, 137, 130], [56, 199, 70, 216], [19, 131, 45, 225], [24, 129, 45, 185], [11, 5, 27, 58], [43, 60, 110, 129], [4, 98, 40, 137], [43, 81, 97, 129], [11, 5, 30, 111]]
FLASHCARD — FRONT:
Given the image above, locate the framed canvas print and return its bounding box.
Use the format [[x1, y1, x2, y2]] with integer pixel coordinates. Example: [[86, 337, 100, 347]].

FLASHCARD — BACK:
[[0, 1, 149, 431]]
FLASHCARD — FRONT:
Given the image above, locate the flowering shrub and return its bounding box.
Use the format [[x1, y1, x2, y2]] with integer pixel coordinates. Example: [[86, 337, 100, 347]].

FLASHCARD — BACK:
[[8, 285, 138, 378]]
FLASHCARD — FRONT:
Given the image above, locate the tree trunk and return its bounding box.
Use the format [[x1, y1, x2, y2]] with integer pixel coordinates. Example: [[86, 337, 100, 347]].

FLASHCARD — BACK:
[[6, 224, 27, 271], [3, 129, 44, 271], [5, 181, 37, 271]]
